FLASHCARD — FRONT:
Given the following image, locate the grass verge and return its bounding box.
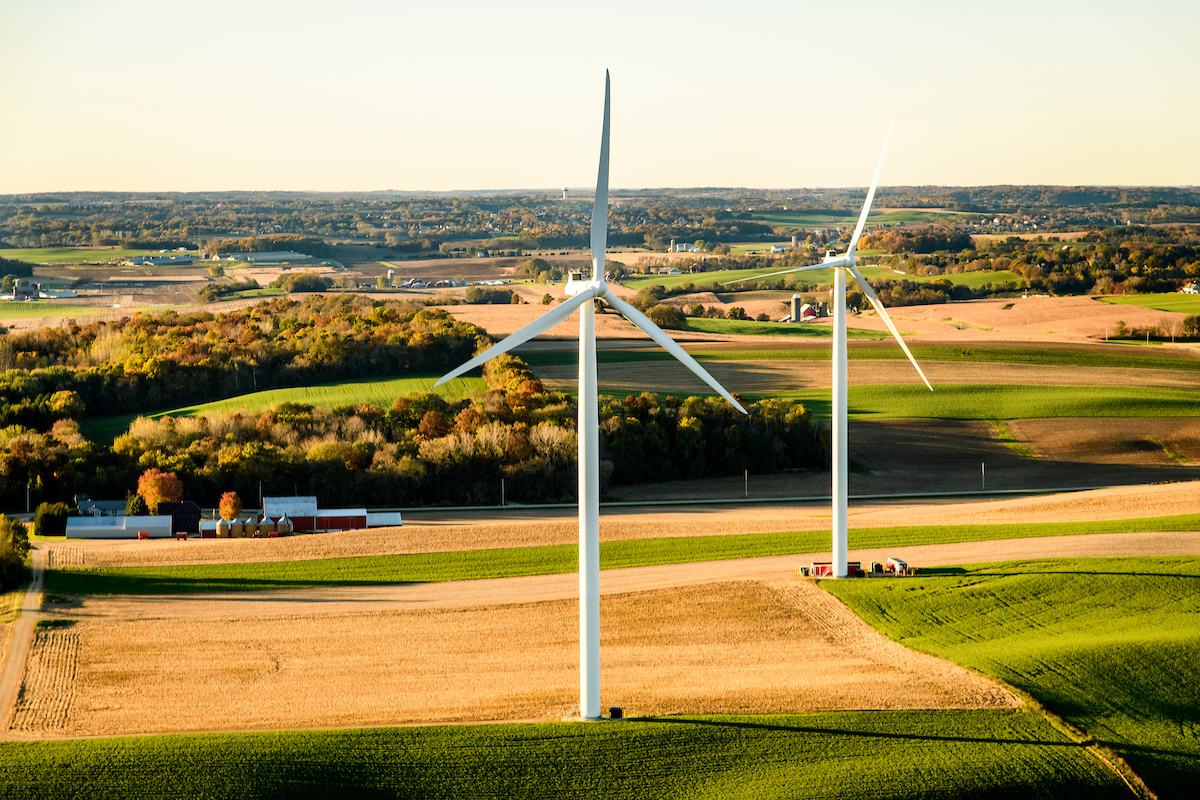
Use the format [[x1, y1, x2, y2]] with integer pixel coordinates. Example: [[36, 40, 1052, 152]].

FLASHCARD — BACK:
[[44, 512, 1200, 596], [823, 556, 1200, 800], [988, 420, 1038, 461], [0, 710, 1127, 799]]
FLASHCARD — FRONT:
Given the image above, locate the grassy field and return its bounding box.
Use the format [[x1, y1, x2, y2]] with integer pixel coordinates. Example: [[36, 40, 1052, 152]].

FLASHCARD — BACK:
[[84, 375, 487, 444], [521, 344, 1200, 372], [0, 247, 160, 264], [825, 556, 1200, 800], [766, 383, 1200, 422], [1099, 293, 1200, 315], [0, 709, 1125, 799], [0, 302, 109, 319], [44, 512, 1200, 596], [680, 318, 885, 338], [620, 265, 1022, 292]]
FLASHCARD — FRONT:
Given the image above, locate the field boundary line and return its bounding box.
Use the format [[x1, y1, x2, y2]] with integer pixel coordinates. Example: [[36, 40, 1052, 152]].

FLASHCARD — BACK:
[[0, 545, 46, 740]]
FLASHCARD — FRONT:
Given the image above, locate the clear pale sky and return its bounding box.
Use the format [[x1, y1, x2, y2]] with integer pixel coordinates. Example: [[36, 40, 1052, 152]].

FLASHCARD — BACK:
[[1, 0, 1197, 193]]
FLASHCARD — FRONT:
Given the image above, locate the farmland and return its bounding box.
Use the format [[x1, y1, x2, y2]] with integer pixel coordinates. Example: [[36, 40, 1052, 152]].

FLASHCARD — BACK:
[[0, 247, 161, 264], [619, 264, 1023, 291], [0, 710, 1127, 799], [748, 208, 962, 227], [0, 302, 109, 319], [1100, 292, 1200, 315], [41, 511, 1200, 597], [825, 556, 1200, 800], [84, 374, 487, 444]]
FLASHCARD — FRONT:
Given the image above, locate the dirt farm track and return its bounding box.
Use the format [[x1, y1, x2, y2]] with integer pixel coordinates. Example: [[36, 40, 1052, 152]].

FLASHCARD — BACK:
[[5, 484, 1200, 738]]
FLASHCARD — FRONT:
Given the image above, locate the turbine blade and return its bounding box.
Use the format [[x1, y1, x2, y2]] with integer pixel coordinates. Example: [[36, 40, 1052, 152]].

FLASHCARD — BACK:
[[435, 288, 599, 385], [590, 72, 611, 281], [722, 262, 837, 286], [848, 265, 931, 391], [847, 119, 894, 258], [604, 293, 747, 413]]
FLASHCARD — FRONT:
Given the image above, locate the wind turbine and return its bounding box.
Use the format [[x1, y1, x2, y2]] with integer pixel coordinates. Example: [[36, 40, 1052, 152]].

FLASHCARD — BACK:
[[730, 124, 931, 578], [436, 71, 746, 720]]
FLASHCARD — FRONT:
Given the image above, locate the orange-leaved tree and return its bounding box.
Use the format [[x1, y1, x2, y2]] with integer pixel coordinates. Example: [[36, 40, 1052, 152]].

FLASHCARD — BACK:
[[218, 491, 242, 521], [137, 468, 184, 514]]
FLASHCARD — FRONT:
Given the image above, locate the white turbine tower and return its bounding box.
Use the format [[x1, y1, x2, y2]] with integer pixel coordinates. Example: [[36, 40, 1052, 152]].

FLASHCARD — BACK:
[[436, 71, 746, 720], [731, 124, 931, 578]]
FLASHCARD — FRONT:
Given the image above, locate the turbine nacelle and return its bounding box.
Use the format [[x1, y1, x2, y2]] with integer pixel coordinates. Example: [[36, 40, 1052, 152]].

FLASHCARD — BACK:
[[565, 272, 607, 298]]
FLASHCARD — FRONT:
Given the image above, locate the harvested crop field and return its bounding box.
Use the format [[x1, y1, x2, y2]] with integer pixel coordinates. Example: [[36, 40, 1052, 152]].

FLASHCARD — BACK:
[[536, 357, 1200, 395], [10, 580, 1016, 736], [43, 480, 1200, 570]]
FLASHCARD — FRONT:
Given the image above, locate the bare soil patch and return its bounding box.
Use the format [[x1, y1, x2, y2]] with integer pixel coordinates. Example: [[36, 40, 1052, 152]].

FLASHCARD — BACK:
[[11, 580, 1016, 736]]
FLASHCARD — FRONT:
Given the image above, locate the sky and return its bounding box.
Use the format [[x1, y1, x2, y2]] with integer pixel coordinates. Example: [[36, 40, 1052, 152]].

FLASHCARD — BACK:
[[1, 0, 1197, 193]]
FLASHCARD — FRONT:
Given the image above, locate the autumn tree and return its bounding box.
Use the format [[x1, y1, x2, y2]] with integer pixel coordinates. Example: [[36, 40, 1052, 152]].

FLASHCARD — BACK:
[[138, 468, 184, 514], [219, 491, 242, 521]]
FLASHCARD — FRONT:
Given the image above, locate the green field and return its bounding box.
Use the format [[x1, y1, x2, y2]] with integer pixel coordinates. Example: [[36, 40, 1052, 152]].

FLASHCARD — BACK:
[[1099, 293, 1200, 315], [44, 512, 1200, 596], [0, 247, 162, 264], [521, 344, 1200, 373], [0, 302, 109, 319], [768, 383, 1200, 422], [620, 264, 1022, 292], [0, 709, 1124, 800], [825, 556, 1200, 800], [84, 375, 487, 444], [680, 318, 885, 338]]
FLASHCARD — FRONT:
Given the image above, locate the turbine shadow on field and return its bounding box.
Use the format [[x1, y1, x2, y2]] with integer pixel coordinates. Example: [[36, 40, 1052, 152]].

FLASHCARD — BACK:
[[640, 716, 1093, 748]]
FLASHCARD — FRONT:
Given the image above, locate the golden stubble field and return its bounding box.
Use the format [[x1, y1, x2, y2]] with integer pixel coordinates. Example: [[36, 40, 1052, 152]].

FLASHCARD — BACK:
[[10, 580, 1017, 737], [12, 483, 1200, 737]]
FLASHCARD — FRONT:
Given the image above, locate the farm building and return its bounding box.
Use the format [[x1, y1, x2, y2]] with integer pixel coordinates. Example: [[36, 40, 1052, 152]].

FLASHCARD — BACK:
[[13, 279, 38, 300], [66, 516, 173, 539], [261, 496, 368, 533], [789, 295, 828, 322], [224, 251, 310, 262], [158, 501, 203, 535], [77, 499, 128, 517], [808, 561, 862, 578]]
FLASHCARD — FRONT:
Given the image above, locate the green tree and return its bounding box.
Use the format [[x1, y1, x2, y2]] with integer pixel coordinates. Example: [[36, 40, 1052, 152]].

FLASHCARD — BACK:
[[32, 502, 69, 537], [647, 304, 686, 329], [0, 515, 31, 590], [208, 263, 225, 278], [125, 493, 149, 516]]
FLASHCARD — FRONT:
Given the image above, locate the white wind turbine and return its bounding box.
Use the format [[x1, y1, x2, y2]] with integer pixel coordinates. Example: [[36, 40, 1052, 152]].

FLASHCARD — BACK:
[[436, 71, 746, 720], [730, 124, 931, 578]]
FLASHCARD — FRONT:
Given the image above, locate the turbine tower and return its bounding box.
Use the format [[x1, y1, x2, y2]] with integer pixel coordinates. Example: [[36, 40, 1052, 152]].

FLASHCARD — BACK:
[[731, 124, 931, 578], [437, 71, 746, 719]]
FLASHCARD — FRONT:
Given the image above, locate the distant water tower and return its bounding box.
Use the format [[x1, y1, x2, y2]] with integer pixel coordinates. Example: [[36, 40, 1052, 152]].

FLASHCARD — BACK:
[[563, 188, 568, 200]]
